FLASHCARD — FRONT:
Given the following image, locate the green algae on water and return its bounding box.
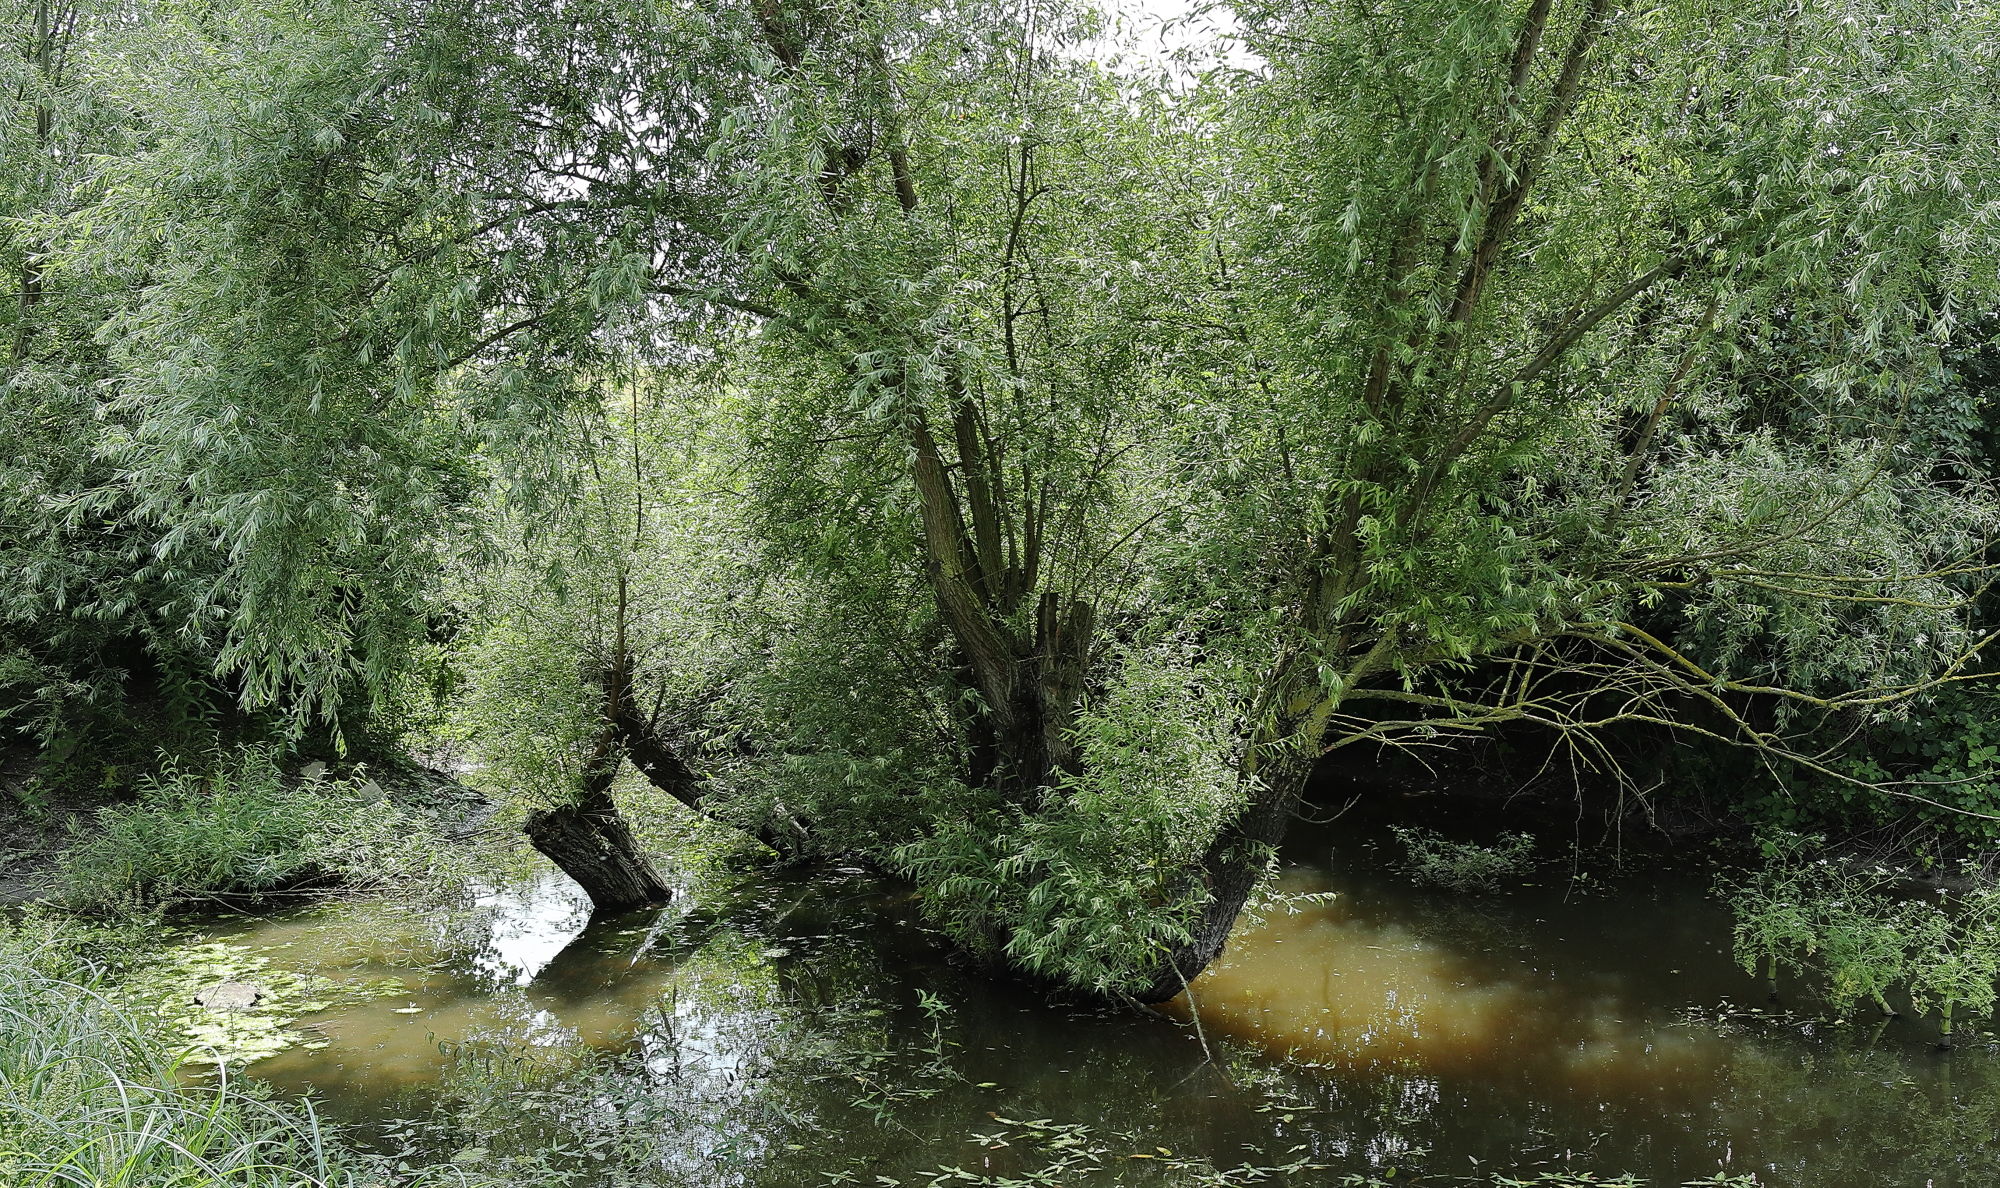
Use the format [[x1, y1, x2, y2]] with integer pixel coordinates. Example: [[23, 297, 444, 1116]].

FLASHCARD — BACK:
[[119, 938, 407, 1066]]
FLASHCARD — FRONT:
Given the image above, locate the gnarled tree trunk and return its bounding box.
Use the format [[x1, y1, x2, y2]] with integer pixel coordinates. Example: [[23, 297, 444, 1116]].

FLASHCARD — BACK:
[[609, 678, 811, 857], [1125, 747, 1318, 1004], [525, 787, 672, 913], [523, 731, 671, 914]]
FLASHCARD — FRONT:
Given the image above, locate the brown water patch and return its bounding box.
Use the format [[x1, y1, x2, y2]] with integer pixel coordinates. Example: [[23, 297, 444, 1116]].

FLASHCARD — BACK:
[[1174, 870, 1725, 1098], [205, 872, 679, 1092]]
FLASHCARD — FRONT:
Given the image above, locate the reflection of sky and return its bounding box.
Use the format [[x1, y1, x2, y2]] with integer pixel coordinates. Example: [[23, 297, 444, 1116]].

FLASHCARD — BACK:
[[467, 871, 593, 987]]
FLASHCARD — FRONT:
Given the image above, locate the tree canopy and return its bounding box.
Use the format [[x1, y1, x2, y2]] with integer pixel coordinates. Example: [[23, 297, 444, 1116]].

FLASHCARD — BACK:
[[7, 0, 2000, 998]]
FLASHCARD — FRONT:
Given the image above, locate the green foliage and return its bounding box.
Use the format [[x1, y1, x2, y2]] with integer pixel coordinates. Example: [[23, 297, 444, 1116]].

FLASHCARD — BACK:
[[455, 0, 2000, 995], [9, 0, 2000, 1002], [1233, 0, 2000, 682], [1391, 827, 1536, 893], [1726, 843, 1826, 988], [439, 377, 808, 824], [1348, 1167, 1761, 1187], [1905, 885, 2000, 1040], [1488, 1168, 1640, 1176], [0, 0, 243, 777], [72, 0, 492, 731], [57, 745, 445, 914], [1816, 893, 1924, 1018], [899, 640, 1246, 994], [1726, 838, 2000, 1040], [1728, 683, 2000, 844], [447, 611, 606, 810]]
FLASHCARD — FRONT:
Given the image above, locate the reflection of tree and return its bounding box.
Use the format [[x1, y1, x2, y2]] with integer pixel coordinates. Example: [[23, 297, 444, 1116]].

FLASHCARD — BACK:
[[365, 867, 2000, 1188], [400, 882, 1350, 1186], [1398, 891, 1540, 958], [420, 932, 797, 1186], [1713, 1040, 2000, 1186]]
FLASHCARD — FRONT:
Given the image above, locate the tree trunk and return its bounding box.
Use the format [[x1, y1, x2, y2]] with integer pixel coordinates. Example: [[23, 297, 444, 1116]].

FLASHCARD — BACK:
[[12, 0, 52, 365], [610, 686, 810, 856], [523, 749, 671, 914], [1124, 746, 1317, 1004]]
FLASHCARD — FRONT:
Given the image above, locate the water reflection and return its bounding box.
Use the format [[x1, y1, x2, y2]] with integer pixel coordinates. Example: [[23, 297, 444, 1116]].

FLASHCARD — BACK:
[[193, 833, 2000, 1187], [1178, 872, 1537, 1074], [1179, 867, 1724, 1099], [464, 874, 593, 987]]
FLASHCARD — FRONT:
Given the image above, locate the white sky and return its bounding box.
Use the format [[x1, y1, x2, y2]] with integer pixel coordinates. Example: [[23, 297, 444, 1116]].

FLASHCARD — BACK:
[[1094, 0, 1260, 79]]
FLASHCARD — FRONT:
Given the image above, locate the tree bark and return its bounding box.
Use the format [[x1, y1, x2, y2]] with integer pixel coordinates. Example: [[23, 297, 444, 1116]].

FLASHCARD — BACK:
[[524, 783, 672, 913], [1124, 745, 1317, 1004], [611, 690, 810, 856], [12, 0, 54, 365], [523, 734, 671, 914]]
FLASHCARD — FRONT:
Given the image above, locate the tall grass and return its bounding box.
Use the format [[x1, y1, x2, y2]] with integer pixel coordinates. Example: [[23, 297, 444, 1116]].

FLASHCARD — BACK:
[[0, 927, 493, 1188]]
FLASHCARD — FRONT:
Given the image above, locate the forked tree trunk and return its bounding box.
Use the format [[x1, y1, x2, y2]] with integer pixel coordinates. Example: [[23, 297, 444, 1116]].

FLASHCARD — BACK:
[[523, 743, 671, 914], [612, 685, 811, 856], [964, 593, 1095, 804]]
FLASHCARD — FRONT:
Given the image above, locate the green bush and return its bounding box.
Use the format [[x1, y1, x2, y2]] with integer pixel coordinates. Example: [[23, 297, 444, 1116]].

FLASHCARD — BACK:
[[1727, 838, 2000, 1043], [1726, 843, 1825, 991], [1715, 684, 2000, 848], [1391, 827, 1535, 893], [58, 746, 441, 914], [1906, 886, 2000, 1044]]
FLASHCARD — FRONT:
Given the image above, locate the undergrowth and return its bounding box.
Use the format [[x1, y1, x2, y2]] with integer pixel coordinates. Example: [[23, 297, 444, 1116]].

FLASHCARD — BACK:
[[1391, 827, 1536, 893], [1725, 834, 2000, 1045], [57, 745, 455, 914]]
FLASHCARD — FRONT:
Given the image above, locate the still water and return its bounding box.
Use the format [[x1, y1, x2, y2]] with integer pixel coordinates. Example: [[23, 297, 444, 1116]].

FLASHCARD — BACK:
[[197, 814, 2000, 1186]]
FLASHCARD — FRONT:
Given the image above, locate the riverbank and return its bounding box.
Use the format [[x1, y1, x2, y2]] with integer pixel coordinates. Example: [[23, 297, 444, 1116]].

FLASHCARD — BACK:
[[0, 920, 522, 1188], [0, 745, 494, 911]]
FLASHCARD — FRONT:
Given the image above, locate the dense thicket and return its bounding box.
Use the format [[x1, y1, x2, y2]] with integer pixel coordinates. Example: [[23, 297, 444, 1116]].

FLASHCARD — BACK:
[[7, 0, 2000, 999]]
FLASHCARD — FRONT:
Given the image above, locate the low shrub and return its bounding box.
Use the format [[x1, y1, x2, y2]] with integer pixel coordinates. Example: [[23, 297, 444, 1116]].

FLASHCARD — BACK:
[[1391, 826, 1535, 892], [58, 746, 445, 914]]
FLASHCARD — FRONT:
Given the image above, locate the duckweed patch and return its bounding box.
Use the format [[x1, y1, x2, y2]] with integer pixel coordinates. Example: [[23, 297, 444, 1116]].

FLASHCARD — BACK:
[[119, 937, 409, 1065]]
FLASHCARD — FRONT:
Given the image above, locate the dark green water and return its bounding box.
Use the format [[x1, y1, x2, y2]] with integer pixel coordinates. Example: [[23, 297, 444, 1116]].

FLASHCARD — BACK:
[[196, 815, 2000, 1187]]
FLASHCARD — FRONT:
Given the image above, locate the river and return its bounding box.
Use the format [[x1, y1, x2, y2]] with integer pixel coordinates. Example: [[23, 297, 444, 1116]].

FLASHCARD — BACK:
[[185, 808, 2000, 1186]]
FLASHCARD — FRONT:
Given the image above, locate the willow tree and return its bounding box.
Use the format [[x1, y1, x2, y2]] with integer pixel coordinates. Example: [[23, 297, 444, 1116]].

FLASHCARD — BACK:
[[43, 0, 2000, 999], [1117, 0, 2000, 997], [42, 0, 790, 898], [694, 0, 2000, 1001], [2, 0, 101, 748], [402, 0, 2000, 995], [0, 0, 198, 770]]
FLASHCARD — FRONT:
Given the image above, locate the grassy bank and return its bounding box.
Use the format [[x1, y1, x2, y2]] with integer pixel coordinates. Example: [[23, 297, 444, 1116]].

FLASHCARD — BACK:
[[0, 924, 501, 1188], [49, 746, 472, 916]]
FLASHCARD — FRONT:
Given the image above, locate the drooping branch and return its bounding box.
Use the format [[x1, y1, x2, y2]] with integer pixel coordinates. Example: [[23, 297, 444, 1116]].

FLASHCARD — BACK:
[[1318, 607, 2000, 825]]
